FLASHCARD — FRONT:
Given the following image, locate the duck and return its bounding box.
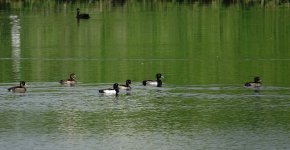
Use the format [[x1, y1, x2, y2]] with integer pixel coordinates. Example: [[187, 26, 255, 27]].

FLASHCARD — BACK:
[[244, 76, 262, 88], [118, 80, 132, 90], [8, 81, 26, 93], [142, 73, 163, 87], [59, 73, 77, 86], [99, 83, 119, 95], [76, 8, 90, 19]]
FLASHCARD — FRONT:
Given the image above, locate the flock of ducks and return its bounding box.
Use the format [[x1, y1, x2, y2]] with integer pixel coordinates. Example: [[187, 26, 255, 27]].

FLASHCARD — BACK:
[[7, 9, 263, 95], [7, 73, 165, 95], [7, 73, 262, 94]]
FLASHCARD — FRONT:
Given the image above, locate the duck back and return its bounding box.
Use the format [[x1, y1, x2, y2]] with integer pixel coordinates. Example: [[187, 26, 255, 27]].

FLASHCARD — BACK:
[[8, 86, 26, 93]]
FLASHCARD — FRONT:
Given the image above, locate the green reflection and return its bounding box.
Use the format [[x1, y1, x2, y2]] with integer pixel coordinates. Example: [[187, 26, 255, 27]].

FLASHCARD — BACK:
[[1, 3, 290, 86], [1, 3, 290, 150]]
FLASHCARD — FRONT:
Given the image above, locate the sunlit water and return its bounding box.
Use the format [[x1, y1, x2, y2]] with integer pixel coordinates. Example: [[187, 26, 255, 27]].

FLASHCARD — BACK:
[[1, 2, 290, 150], [1, 82, 290, 149]]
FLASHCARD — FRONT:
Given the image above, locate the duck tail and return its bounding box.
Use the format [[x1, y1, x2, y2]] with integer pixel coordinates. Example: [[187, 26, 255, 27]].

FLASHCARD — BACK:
[[59, 80, 64, 84], [244, 82, 251, 87], [99, 90, 104, 93]]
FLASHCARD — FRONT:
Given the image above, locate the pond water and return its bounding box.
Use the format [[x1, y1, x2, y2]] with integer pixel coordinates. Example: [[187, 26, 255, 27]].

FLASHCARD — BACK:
[[1, 2, 290, 150]]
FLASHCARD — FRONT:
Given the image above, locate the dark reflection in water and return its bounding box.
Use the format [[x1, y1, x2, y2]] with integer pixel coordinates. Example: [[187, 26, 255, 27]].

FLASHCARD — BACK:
[[1, 1, 290, 149], [0, 0, 288, 12], [111, 0, 126, 7]]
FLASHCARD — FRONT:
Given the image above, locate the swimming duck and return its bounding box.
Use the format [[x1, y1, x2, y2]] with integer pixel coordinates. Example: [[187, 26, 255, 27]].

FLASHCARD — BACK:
[[59, 73, 77, 86], [244, 76, 262, 88], [118, 80, 132, 90], [76, 8, 90, 19], [8, 81, 26, 93], [99, 83, 119, 95], [142, 73, 163, 87]]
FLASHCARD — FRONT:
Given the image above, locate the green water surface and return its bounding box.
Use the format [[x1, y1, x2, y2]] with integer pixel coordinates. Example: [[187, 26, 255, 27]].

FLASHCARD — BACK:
[[1, 2, 290, 150]]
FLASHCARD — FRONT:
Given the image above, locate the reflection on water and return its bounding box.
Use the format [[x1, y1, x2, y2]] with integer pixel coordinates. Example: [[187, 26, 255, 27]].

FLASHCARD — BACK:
[[1, 3, 290, 150], [9, 15, 21, 80], [0, 82, 290, 149]]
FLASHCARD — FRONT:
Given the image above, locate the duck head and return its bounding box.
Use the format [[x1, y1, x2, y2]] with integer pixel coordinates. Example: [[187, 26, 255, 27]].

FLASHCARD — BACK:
[[77, 8, 80, 15], [20, 81, 26, 87], [156, 73, 163, 80], [70, 73, 76, 80], [254, 76, 261, 83], [126, 80, 131, 86], [113, 83, 119, 93]]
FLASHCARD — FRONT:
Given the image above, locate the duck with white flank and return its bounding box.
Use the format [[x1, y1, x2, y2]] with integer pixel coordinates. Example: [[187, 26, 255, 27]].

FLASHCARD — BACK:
[[244, 76, 262, 88], [59, 73, 77, 86], [99, 83, 119, 95], [8, 81, 26, 93], [142, 73, 163, 87], [118, 80, 132, 90]]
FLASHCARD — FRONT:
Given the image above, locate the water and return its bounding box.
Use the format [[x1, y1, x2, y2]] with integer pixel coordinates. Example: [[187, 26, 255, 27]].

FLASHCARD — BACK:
[[1, 2, 290, 150], [1, 83, 290, 149]]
